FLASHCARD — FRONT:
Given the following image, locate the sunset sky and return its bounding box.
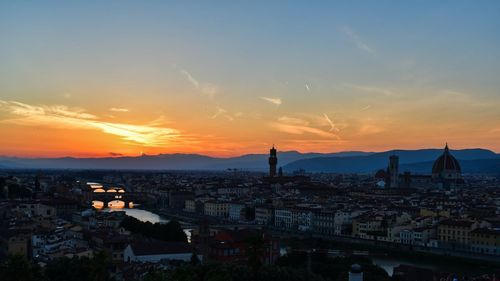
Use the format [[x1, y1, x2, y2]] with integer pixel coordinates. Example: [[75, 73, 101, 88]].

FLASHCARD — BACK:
[[1, 1, 500, 157]]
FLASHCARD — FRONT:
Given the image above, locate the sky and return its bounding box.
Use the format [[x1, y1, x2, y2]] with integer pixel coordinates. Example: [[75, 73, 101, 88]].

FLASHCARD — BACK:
[[1, 0, 500, 157]]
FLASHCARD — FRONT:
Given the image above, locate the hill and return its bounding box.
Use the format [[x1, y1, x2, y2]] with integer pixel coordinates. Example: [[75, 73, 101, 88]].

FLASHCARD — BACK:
[[283, 149, 499, 174]]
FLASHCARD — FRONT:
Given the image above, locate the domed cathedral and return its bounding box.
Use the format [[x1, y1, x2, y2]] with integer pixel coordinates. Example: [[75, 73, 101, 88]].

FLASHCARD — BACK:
[[377, 143, 464, 189], [432, 143, 464, 188]]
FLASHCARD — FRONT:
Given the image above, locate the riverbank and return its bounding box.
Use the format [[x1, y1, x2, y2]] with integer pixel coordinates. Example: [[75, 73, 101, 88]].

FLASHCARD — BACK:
[[280, 236, 500, 276], [100, 207, 193, 241]]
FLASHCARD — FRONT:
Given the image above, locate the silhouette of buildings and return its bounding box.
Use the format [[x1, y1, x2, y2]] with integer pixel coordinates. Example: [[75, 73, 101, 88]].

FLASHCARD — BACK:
[[268, 145, 277, 177], [388, 155, 399, 188], [380, 144, 463, 189], [432, 143, 464, 188]]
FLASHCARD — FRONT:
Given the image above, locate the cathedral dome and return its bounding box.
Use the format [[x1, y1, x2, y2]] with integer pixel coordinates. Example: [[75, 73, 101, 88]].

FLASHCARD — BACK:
[[432, 144, 461, 176], [374, 169, 387, 179]]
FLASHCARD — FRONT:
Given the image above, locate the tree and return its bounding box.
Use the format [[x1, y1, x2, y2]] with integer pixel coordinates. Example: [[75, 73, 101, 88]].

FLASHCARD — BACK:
[[245, 234, 266, 280], [0, 255, 42, 281], [190, 253, 200, 266], [44, 252, 112, 281], [120, 216, 187, 243]]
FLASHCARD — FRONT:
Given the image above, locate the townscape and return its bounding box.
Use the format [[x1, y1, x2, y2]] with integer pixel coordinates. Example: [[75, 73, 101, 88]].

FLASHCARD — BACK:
[[2, 1, 500, 280], [1, 145, 500, 281]]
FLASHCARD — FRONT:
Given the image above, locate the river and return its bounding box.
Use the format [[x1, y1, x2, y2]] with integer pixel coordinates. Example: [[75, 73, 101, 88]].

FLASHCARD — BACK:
[[102, 208, 192, 242], [372, 257, 437, 276]]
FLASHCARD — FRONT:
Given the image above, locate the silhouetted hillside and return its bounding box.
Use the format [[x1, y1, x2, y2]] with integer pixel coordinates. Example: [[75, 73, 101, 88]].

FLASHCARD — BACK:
[[1, 149, 497, 174], [283, 149, 499, 174], [0, 151, 372, 171]]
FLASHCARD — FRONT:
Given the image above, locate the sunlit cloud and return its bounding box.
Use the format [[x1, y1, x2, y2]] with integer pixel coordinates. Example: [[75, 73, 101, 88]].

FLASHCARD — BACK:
[[110, 107, 129, 112], [356, 118, 385, 135], [211, 106, 234, 121], [0, 100, 186, 147], [271, 115, 340, 139], [323, 113, 339, 132], [340, 25, 374, 54], [359, 124, 384, 135], [260, 96, 282, 106], [305, 83, 311, 92], [361, 105, 372, 111]]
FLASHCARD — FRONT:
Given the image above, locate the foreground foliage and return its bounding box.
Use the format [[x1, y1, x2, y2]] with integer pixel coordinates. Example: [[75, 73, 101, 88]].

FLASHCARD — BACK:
[[0, 252, 111, 281], [143, 255, 391, 281], [120, 216, 187, 243]]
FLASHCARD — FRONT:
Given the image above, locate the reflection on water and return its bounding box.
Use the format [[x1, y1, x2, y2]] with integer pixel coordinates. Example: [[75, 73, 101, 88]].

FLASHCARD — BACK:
[[372, 257, 439, 277], [102, 208, 191, 242], [92, 200, 104, 209], [103, 208, 168, 223]]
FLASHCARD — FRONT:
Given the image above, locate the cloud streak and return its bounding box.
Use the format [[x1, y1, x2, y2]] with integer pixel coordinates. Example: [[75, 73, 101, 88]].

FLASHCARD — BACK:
[[346, 84, 395, 96], [323, 113, 338, 132], [340, 25, 374, 54], [271, 114, 340, 139], [0, 100, 186, 147], [259, 96, 282, 106], [211, 106, 234, 121], [180, 69, 217, 98], [110, 107, 129, 112], [305, 84, 311, 92], [180, 70, 199, 88]]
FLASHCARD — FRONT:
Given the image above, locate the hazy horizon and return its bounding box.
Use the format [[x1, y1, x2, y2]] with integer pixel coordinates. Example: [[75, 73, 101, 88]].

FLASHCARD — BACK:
[[1, 145, 497, 159]]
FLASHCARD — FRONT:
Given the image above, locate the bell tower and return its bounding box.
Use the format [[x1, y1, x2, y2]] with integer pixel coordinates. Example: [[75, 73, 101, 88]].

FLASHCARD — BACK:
[[388, 155, 399, 188], [268, 145, 278, 177]]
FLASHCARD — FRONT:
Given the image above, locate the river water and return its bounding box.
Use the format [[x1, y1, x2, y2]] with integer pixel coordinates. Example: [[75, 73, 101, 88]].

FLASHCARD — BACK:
[[372, 257, 437, 276], [102, 208, 192, 242]]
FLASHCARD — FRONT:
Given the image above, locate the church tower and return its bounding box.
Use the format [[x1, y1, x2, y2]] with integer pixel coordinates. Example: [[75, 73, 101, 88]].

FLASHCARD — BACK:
[[388, 155, 399, 188], [268, 145, 278, 177]]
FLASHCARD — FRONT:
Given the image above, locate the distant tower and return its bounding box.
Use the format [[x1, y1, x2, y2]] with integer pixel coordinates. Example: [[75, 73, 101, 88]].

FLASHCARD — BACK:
[[269, 145, 278, 177], [34, 175, 41, 192], [388, 155, 399, 188], [349, 264, 363, 281]]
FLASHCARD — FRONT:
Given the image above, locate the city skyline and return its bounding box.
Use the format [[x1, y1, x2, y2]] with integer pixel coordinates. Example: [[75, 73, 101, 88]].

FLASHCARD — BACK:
[[1, 1, 500, 157]]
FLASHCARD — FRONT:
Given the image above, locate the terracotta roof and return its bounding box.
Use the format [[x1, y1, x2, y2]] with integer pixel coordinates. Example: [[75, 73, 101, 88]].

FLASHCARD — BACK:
[[432, 144, 461, 174]]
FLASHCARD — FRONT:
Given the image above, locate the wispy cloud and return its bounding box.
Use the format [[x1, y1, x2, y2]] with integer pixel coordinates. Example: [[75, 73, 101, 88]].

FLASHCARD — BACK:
[[323, 113, 339, 132], [346, 84, 395, 96], [179, 69, 218, 98], [201, 84, 218, 98], [361, 105, 372, 111], [305, 83, 311, 92], [358, 123, 383, 135], [211, 106, 234, 121], [0, 100, 187, 147], [340, 25, 374, 54], [110, 107, 129, 112], [180, 70, 199, 88], [271, 114, 340, 139], [259, 96, 282, 106]]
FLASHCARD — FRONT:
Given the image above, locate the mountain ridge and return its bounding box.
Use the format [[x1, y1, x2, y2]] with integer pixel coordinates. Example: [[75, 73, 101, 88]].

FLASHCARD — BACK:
[[283, 148, 499, 174], [0, 149, 498, 173]]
